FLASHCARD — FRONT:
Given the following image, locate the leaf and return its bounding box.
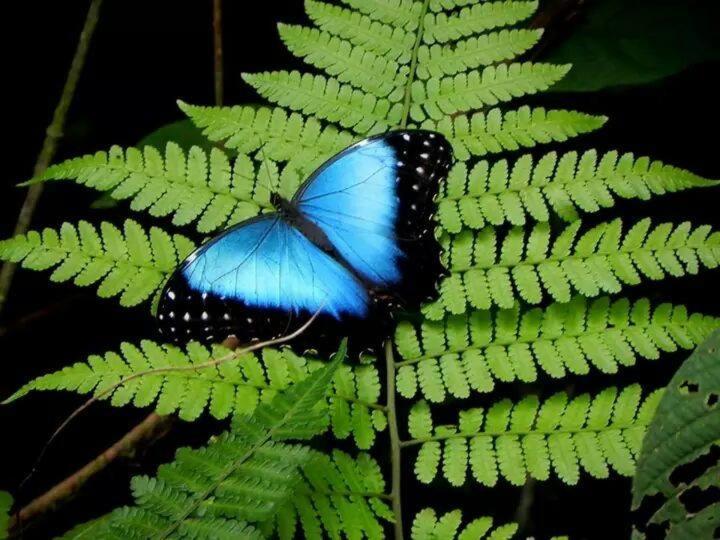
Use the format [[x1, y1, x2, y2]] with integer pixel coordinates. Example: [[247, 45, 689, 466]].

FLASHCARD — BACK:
[[545, 0, 720, 92], [632, 330, 720, 538], [410, 508, 518, 540], [0, 492, 12, 540]]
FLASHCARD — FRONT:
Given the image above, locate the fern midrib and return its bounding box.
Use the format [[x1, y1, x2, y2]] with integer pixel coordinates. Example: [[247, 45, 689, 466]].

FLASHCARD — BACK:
[[399, 0, 432, 128], [394, 321, 693, 366], [400, 422, 647, 448], [450, 243, 716, 273]]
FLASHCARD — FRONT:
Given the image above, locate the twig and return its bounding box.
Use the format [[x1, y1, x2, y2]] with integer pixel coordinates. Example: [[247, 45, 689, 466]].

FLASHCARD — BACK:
[[0, 0, 104, 315], [8, 412, 173, 536], [212, 0, 224, 106], [385, 340, 404, 540]]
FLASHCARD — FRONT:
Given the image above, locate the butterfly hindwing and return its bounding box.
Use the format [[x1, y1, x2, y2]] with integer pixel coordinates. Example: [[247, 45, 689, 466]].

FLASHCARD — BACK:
[[157, 215, 370, 343], [295, 130, 452, 304]]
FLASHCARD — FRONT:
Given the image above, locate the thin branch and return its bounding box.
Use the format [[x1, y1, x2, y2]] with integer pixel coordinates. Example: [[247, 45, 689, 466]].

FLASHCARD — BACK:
[[385, 339, 404, 540], [212, 0, 224, 106], [0, 0, 103, 315], [8, 413, 173, 536]]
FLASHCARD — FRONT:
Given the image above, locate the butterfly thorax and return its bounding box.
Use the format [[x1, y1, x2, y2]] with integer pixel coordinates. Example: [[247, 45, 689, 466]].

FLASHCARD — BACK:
[[272, 193, 336, 255]]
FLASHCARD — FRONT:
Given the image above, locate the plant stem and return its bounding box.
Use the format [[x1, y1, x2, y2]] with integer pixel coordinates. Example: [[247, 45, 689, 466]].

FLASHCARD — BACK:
[[385, 339, 404, 539], [0, 0, 103, 316], [212, 0, 224, 106], [8, 413, 172, 536], [399, 0, 431, 128]]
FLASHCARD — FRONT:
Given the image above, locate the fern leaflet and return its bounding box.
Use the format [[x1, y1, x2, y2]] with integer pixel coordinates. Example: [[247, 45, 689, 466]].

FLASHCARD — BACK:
[[411, 508, 518, 540], [437, 150, 717, 232], [0, 492, 11, 540], [0, 220, 194, 307], [6, 341, 385, 449], [426, 219, 720, 318], [407, 384, 662, 486], [395, 296, 720, 402]]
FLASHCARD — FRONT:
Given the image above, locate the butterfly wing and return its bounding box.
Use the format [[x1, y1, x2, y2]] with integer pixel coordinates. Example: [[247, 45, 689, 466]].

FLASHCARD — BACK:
[[157, 215, 370, 344], [294, 130, 453, 306]]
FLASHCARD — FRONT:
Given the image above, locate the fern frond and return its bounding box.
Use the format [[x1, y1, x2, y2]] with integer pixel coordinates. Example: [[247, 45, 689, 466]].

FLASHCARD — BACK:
[[407, 384, 663, 486], [179, 101, 353, 173], [33, 144, 281, 233], [243, 71, 401, 134], [395, 296, 720, 402], [338, 0, 421, 29], [427, 106, 607, 161], [411, 508, 518, 540], [273, 450, 393, 540], [411, 63, 571, 122], [0, 492, 11, 540], [423, 1, 539, 44], [0, 220, 194, 307], [101, 354, 343, 538], [436, 150, 718, 232], [417, 28, 543, 79], [6, 341, 384, 449], [427, 219, 720, 318], [278, 24, 405, 99], [305, 0, 414, 62]]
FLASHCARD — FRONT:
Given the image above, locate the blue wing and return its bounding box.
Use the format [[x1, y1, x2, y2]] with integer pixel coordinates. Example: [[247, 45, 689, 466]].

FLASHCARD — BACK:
[[180, 215, 369, 319], [293, 131, 451, 288]]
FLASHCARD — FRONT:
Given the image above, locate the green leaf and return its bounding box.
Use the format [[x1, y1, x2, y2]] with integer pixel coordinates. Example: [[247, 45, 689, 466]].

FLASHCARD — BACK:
[[545, 0, 720, 92], [632, 330, 720, 537], [410, 508, 518, 540], [0, 492, 12, 540]]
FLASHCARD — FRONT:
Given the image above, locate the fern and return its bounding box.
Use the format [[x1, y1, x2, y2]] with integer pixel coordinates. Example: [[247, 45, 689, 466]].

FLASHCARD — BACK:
[[426, 218, 720, 318], [0, 492, 11, 540], [0, 220, 194, 306], [437, 150, 717, 232], [29, 144, 296, 234], [95, 345, 344, 538], [272, 450, 393, 539], [410, 508, 518, 540], [407, 384, 662, 486], [6, 341, 385, 449], [395, 296, 720, 402]]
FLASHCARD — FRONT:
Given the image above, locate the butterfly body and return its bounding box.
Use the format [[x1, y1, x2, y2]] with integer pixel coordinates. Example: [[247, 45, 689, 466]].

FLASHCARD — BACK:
[[157, 130, 453, 353]]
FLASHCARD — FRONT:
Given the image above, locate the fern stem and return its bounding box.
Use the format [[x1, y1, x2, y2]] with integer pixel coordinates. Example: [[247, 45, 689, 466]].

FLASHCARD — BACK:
[[0, 0, 103, 316], [8, 413, 172, 536], [398, 0, 431, 129], [385, 339, 404, 539], [212, 0, 224, 105]]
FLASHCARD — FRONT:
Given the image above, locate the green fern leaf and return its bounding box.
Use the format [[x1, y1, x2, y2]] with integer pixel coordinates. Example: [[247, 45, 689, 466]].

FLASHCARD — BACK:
[[411, 508, 518, 540], [407, 384, 663, 486], [396, 297, 720, 401], [428, 106, 607, 161], [339, 0, 421, 29], [0, 491, 11, 540], [243, 71, 401, 134], [273, 450, 392, 540], [0, 220, 193, 307], [427, 219, 720, 317], [5, 340, 384, 449], [437, 150, 718, 232], [97, 351, 344, 538]]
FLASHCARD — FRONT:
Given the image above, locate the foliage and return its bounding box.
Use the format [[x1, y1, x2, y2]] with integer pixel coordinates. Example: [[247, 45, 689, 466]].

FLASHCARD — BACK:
[[92, 343, 347, 538], [408, 384, 662, 486], [3, 0, 719, 538], [632, 330, 720, 538], [0, 220, 194, 307], [395, 296, 720, 402], [410, 508, 517, 540], [0, 491, 11, 540], [5, 341, 385, 449]]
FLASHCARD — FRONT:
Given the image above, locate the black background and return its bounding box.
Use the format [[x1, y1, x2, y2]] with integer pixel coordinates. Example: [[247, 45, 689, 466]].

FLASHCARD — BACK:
[[0, 1, 718, 538]]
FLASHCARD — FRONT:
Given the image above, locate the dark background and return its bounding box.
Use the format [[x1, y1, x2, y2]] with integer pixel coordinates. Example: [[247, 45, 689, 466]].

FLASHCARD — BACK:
[[1, 1, 719, 538]]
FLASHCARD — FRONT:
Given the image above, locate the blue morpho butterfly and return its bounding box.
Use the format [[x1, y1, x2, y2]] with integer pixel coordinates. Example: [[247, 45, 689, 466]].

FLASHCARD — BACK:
[[156, 130, 453, 354]]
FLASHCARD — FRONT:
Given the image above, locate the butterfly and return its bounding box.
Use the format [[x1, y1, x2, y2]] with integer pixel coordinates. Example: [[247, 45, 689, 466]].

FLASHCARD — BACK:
[[156, 130, 453, 353]]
